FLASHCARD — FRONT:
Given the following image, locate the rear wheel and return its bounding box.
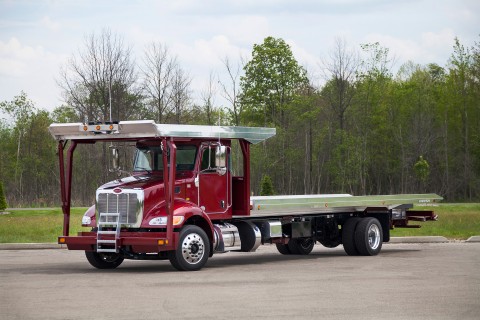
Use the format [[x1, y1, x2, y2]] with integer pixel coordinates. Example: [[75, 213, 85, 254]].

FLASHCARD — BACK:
[[85, 251, 124, 269], [169, 225, 210, 271], [354, 217, 383, 256], [319, 238, 341, 248], [288, 237, 314, 255], [275, 243, 291, 255], [342, 218, 361, 256]]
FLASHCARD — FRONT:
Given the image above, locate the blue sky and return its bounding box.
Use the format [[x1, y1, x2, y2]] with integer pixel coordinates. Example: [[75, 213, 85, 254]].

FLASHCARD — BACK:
[[0, 0, 479, 116]]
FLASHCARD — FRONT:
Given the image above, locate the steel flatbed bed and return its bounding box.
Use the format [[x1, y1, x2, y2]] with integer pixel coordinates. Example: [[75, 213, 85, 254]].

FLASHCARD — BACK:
[[234, 193, 442, 219]]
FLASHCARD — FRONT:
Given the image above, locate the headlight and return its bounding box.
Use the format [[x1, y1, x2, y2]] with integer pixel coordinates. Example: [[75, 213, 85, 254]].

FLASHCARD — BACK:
[[149, 217, 168, 225], [149, 216, 184, 226], [82, 216, 92, 225]]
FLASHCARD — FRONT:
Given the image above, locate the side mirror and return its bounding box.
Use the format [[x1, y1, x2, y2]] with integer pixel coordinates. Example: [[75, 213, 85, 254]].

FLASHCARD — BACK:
[[110, 147, 120, 172], [215, 145, 227, 175]]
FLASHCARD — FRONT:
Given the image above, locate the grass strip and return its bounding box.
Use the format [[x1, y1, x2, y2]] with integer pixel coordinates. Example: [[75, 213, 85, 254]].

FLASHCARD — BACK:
[[391, 203, 480, 240], [0, 208, 89, 243], [0, 203, 479, 243]]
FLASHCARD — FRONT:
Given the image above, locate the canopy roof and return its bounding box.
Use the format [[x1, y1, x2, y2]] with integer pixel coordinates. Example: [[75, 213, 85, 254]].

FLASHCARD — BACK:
[[48, 120, 276, 144]]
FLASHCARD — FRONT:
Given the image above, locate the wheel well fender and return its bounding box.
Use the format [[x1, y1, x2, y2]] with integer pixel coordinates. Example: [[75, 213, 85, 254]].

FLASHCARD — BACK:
[[181, 210, 215, 256], [365, 211, 390, 242]]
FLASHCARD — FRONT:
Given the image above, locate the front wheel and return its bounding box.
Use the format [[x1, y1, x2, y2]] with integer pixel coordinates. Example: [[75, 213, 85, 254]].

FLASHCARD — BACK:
[[169, 225, 210, 271], [85, 251, 124, 269]]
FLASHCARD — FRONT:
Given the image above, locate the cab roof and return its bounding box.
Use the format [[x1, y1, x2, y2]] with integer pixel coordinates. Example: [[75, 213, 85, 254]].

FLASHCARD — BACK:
[[48, 120, 276, 144]]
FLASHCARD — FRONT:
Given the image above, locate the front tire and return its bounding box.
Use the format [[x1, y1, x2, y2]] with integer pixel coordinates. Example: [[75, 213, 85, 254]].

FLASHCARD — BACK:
[[169, 225, 210, 271], [85, 251, 124, 269]]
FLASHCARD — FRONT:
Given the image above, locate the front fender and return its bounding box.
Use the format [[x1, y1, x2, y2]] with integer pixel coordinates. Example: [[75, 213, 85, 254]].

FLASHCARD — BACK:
[[142, 199, 213, 234]]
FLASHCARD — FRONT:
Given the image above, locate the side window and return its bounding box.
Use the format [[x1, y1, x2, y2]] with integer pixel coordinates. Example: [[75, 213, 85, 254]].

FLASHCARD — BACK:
[[133, 148, 153, 171], [201, 147, 216, 171], [134, 145, 197, 172], [176, 146, 197, 171]]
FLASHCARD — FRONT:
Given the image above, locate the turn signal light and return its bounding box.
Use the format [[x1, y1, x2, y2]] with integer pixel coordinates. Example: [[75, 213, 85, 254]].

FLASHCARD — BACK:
[[158, 239, 169, 245], [59, 237, 66, 244]]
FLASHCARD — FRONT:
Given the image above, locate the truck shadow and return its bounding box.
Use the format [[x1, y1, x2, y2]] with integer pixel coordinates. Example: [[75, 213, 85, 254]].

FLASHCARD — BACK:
[[14, 247, 421, 275], [206, 247, 421, 269]]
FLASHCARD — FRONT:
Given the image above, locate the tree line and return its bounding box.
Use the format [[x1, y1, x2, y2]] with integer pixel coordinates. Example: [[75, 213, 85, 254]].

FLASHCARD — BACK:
[[0, 30, 479, 207]]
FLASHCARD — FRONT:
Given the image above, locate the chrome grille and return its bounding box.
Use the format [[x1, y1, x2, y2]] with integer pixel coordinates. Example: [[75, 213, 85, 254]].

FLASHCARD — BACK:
[[97, 192, 141, 226]]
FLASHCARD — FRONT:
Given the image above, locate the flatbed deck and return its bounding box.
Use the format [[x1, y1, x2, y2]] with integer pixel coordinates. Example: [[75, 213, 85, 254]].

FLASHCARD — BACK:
[[233, 193, 443, 219]]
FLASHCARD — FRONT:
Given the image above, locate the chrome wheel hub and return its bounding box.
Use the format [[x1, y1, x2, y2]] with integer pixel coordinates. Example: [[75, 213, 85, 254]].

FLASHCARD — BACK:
[[368, 224, 381, 250], [181, 233, 205, 265]]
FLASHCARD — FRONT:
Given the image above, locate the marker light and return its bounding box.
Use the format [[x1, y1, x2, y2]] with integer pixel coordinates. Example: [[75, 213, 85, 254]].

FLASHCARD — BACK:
[[82, 216, 92, 225], [59, 237, 66, 244]]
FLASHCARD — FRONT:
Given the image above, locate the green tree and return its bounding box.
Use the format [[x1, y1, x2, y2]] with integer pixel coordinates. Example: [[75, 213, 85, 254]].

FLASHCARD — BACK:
[[240, 36, 308, 127], [414, 156, 430, 193], [240, 36, 309, 194], [260, 175, 275, 196], [446, 37, 476, 200], [0, 181, 7, 211], [320, 38, 360, 131], [0, 92, 36, 200]]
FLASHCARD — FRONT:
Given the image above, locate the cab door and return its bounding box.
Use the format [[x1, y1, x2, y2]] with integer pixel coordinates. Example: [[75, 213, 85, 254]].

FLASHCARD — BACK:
[[198, 144, 231, 215]]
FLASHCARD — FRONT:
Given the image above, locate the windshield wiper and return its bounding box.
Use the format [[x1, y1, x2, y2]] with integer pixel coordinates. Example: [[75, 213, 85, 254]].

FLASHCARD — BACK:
[[134, 167, 152, 174]]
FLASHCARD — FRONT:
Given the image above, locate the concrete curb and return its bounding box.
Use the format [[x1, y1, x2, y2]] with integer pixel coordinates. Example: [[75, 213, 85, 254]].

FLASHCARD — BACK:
[[0, 243, 65, 250], [466, 236, 480, 243], [388, 236, 450, 243]]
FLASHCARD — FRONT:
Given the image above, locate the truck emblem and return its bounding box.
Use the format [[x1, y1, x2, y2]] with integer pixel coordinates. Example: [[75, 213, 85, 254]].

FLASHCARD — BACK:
[[113, 188, 122, 194]]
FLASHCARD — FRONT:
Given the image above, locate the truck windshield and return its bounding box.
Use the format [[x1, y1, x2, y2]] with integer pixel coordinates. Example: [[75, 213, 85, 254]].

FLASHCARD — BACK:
[[133, 145, 197, 172]]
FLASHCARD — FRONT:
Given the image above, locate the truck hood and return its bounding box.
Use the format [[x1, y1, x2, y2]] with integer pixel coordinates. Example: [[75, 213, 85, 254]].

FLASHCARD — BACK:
[[99, 174, 164, 190]]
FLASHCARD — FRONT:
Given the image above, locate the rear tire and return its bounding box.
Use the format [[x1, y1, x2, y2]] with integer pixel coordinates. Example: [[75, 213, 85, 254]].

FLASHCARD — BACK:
[[354, 217, 383, 256], [275, 243, 291, 255], [342, 218, 361, 256], [169, 225, 210, 271], [288, 238, 314, 255], [85, 251, 124, 269], [319, 238, 341, 248]]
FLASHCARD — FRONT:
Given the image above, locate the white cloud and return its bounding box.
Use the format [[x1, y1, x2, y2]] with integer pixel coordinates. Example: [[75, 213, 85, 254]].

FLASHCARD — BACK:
[[221, 15, 270, 45], [287, 39, 321, 72], [176, 35, 248, 68], [40, 16, 61, 31], [421, 29, 456, 49], [0, 38, 40, 77], [363, 29, 457, 67], [0, 37, 68, 110], [0, 0, 478, 113]]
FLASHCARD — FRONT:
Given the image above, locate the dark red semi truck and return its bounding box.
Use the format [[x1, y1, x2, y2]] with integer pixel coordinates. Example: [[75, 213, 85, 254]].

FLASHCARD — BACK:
[[48, 120, 441, 271]]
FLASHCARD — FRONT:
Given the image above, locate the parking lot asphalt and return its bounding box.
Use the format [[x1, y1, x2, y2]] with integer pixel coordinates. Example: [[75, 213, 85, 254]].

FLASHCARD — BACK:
[[0, 242, 479, 320]]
